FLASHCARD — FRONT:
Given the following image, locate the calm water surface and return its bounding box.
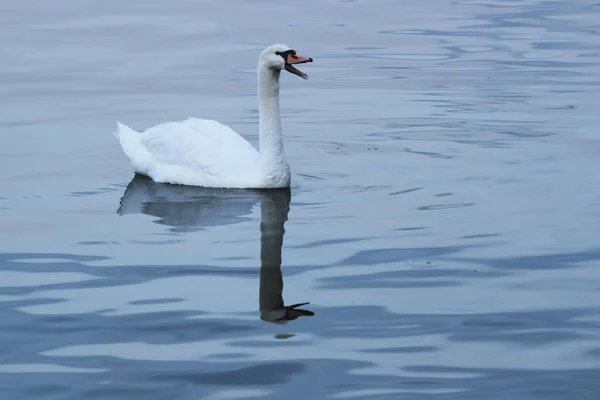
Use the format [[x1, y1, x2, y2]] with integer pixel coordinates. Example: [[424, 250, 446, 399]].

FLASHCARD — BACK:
[[1, 0, 600, 398]]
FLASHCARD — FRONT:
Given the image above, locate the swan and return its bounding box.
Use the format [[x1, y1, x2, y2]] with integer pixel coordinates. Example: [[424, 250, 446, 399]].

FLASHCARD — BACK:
[[114, 44, 313, 189]]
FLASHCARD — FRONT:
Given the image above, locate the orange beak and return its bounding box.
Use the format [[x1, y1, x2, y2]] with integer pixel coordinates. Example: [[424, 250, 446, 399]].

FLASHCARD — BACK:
[[284, 53, 313, 80]]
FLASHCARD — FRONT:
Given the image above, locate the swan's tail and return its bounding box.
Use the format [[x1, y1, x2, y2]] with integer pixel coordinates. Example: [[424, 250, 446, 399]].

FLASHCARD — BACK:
[[114, 122, 152, 176]]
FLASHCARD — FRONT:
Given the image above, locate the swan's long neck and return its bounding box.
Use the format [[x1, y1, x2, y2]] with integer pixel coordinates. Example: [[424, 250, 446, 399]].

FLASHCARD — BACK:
[[258, 65, 285, 163]]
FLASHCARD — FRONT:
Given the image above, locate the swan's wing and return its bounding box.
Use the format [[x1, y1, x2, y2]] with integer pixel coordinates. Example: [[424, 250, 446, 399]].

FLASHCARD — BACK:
[[140, 117, 260, 179]]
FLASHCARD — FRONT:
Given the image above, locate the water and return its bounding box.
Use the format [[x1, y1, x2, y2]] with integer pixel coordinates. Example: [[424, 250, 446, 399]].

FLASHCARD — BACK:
[[1, 0, 600, 398]]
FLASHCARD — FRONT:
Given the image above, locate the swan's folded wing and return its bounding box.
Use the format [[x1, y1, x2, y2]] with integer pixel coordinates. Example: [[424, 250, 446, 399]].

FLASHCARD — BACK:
[[140, 117, 260, 179]]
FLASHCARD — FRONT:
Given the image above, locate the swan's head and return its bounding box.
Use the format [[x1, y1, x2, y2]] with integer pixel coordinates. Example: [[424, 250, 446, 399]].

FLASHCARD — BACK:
[[259, 44, 313, 80]]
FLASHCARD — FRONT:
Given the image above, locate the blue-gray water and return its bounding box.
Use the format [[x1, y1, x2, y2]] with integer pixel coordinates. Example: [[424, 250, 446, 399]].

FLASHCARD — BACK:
[[1, 0, 600, 398]]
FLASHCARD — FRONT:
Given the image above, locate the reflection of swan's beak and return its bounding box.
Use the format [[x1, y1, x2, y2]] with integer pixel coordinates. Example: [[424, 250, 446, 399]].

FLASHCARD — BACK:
[[275, 302, 315, 322], [284, 53, 313, 80]]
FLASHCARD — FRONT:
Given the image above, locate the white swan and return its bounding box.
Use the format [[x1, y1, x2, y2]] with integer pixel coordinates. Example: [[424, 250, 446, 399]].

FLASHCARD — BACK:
[[114, 44, 313, 189]]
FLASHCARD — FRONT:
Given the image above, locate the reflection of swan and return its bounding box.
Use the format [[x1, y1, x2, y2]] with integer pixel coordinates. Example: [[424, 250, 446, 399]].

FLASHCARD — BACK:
[[117, 176, 314, 324], [117, 174, 260, 232], [114, 44, 313, 189], [259, 188, 314, 324]]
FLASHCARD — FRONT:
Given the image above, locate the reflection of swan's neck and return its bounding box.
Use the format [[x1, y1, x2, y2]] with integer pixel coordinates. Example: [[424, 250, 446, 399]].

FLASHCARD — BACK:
[[258, 63, 288, 182], [259, 190, 290, 323], [259, 191, 288, 272]]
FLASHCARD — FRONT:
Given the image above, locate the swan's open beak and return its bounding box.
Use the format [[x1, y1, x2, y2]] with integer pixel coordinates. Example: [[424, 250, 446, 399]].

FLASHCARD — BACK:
[[284, 54, 313, 80]]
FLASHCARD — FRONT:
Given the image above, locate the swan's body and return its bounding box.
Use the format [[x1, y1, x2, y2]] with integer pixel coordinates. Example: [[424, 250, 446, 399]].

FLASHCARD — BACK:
[[114, 44, 313, 189], [116, 118, 266, 188]]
